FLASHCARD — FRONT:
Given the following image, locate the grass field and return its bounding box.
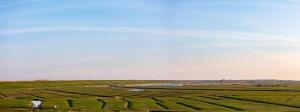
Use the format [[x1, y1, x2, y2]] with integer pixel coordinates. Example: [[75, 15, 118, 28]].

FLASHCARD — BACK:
[[0, 80, 300, 112]]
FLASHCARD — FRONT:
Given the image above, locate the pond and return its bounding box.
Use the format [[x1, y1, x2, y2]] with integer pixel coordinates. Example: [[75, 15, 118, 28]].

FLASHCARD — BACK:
[[128, 89, 145, 92], [126, 83, 184, 87]]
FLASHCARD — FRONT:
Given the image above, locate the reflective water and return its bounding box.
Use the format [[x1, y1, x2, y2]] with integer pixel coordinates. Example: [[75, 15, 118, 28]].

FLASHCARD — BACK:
[[127, 83, 184, 87]]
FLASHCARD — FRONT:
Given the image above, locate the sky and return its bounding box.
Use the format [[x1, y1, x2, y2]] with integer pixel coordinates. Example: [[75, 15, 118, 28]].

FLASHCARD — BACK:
[[1, 0, 300, 80]]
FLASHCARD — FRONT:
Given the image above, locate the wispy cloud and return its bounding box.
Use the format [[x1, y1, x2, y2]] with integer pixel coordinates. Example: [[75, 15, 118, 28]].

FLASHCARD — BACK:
[[0, 0, 41, 9], [1, 26, 299, 44], [286, 0, 300, 3]]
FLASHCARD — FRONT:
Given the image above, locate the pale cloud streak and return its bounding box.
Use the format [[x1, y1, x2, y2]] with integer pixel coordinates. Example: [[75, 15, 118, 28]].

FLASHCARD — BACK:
[[0, 0, 41, 9], [1, 26, 300, 68], [1, 26, 299, 44], [286, 0, 300, 3]]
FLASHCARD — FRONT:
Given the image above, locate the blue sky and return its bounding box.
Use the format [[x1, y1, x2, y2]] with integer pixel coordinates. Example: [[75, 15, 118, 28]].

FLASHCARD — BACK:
[[1, 0, 300, 80]]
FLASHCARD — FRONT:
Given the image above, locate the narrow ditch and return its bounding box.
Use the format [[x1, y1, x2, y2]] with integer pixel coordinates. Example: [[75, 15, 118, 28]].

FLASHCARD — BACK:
[[175, 102, 202, 110], [220, 96, 300, 109], [0, 92, 7, 97], [286, 96, 296, 102], [149, 98, 169, 110], [67, 99, 75, 108], [150, 97, 165, 103], [97, 99, 106, 109], [181, 97, 244, 111], [198, 96, 221, 100], [155, 102, 169, 110], [123, 98, 132, 110], [150, 110, 187, 112], [0, 105, 29, 108], [41, 91, 76, 98], [16, 91, 44, 99], [45, 89, 111, 98]]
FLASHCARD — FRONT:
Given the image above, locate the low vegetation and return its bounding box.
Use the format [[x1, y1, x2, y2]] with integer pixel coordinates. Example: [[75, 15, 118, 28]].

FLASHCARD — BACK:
[[0, 80, 300, 111]]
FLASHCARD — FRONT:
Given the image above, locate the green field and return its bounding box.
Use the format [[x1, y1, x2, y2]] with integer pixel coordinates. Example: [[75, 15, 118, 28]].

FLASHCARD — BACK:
[[0, 80, 300, 112]]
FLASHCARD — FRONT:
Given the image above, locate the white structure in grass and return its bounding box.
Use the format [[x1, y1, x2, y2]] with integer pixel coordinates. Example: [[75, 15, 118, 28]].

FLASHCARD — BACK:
[[32, 99, 43, 109]]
